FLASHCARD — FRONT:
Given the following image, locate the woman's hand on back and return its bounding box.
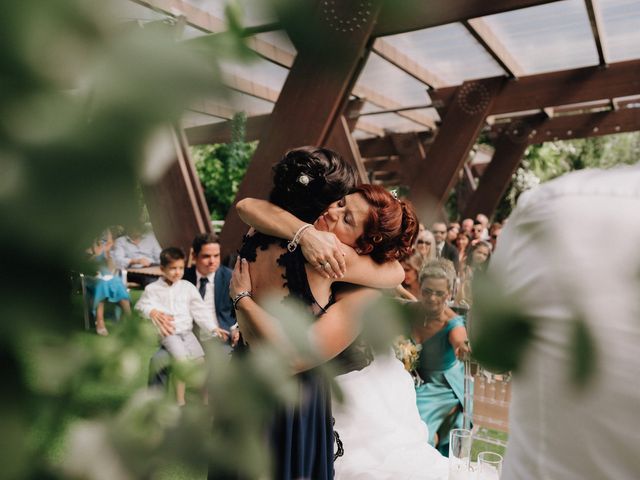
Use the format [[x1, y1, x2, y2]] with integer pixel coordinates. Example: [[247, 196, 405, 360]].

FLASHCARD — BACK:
[[231, 257, 252, 298], [299, 227, 346, 279]]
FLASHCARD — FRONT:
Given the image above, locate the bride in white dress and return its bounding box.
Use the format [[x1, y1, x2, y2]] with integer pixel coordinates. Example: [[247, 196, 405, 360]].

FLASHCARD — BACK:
[[332, 347, 449, 480]]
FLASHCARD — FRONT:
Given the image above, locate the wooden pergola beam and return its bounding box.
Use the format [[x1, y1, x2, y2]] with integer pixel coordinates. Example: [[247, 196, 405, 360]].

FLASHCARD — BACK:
[[373, 0, 563, 37], [142, 128, 213, 254], [463, 115, 546, 219], [357, 131, 432, 158], [432, 59, 640, 116], [218, 1, 384, 257], [584, 0, 607, 66], [408, 78, 505, 221], [524, 107, 640, 143], [353, 84, 436, 129], [463, 18, 524, 78], [372, 39, 446, 89]]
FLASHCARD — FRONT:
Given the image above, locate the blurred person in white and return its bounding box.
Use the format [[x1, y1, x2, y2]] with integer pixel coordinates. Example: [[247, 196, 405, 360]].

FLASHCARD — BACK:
[[476, 164, 640, 479]]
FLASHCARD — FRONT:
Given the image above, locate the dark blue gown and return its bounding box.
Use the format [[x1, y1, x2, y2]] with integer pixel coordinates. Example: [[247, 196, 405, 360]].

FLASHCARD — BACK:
[[240, 233, 334, 480]]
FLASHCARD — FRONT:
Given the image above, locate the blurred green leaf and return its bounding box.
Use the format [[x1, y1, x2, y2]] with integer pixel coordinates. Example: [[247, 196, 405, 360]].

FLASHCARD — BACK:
[[471, 273, 535, 373]]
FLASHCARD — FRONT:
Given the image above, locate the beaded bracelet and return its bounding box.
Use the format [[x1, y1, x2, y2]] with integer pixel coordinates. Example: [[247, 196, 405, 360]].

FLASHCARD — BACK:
[[232, 290, 252, 309], [287, 223, 313, 252]]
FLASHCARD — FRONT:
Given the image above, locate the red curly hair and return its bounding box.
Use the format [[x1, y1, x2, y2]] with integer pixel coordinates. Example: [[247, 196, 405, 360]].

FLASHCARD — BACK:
[[353, 185, 419, 264]]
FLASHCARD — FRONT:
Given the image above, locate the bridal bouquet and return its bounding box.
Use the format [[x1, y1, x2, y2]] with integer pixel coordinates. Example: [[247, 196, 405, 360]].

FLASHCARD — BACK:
[[393, 336, 424, 386]]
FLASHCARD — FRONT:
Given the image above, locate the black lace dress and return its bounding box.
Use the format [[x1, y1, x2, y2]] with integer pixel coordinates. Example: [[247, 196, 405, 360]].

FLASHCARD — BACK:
[[239, 232, 334, 480]]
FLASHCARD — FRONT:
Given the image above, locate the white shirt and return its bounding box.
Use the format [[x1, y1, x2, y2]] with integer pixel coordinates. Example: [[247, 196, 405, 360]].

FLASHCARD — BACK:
[[483, 164, 640, 480], [196, 271, 216, 318], [195, 271, 217, 341], [135, 278, 219, 336]]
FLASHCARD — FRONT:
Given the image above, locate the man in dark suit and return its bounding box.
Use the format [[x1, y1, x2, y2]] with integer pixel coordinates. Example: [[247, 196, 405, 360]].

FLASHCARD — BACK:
[[147, 232, 237, 387], [432, 221, 460, 271]]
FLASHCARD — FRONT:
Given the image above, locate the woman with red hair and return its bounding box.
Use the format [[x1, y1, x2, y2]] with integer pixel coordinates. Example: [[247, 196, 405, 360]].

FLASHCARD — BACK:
[[235, 184, 449, 479]]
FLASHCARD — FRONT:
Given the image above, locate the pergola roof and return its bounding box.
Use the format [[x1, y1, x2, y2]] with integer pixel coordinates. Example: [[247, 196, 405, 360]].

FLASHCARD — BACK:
[[126, 0, 640, 255], [122, 0, 640, 137]]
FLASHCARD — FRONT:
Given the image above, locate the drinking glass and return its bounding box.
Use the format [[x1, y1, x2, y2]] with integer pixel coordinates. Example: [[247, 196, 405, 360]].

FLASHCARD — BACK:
[[448, 428, 472, 480], [477, 451, 503, 480]]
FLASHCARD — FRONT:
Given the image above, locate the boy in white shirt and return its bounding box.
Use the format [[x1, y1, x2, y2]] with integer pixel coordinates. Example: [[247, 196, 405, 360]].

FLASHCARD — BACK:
[[136, 247, 228, 405]]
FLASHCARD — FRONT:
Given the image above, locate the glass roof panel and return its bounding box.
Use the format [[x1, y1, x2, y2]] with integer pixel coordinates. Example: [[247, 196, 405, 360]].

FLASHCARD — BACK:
[[381, 23, 506, 86], [479, 0, 599, 74], [356, 53, 431, 108], [183, 0, 277, 28], [598, 0, 640, 62], [220, 57, 289, 93]]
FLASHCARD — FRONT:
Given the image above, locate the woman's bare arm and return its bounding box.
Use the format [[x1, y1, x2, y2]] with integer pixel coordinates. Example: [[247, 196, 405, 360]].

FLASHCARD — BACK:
[[231, 256, 380, 371], [236, 198, 345, 278], [449, 325, 470, 359], [341, 247, 405, 288]]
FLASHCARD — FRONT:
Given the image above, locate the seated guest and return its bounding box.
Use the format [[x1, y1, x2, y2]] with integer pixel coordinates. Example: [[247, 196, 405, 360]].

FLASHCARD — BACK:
[[455, 240, 491, 307], [147, 233, 237, 388], [446, 222, 460, 244], [112, 225, 162, 286], [470, 220, 485, 245], [460, 218, 474, 236], [414, 229, 436, 264], [89, 229, 131, 336], [432, 221, 460, 271], [136, 247, 229, 405], [489, 222, 503, 251], [454, 232, 472, 271], [413, 259, 471, 456]]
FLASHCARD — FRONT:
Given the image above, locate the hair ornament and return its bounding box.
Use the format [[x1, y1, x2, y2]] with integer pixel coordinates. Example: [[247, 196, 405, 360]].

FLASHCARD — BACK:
[[297, 174, 311, 186], [390, 188, 399, 200]]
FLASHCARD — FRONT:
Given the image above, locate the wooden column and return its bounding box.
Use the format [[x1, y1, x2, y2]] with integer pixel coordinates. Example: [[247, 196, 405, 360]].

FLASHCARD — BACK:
[[219, 0, 383, 257], [463, 115, 545, 219], [408, 78, 504, 223], [326, 116, 369, 184], [142, 128, 212, 255], [390, 132, 428, 187], [326, 99, 369, 184]]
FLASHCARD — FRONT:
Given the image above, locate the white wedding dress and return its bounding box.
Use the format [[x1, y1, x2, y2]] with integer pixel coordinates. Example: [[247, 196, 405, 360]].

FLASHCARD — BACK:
[[333, 351, 449, 479]]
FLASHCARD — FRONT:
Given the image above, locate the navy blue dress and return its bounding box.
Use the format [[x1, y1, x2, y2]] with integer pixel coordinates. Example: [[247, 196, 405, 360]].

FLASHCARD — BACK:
[[240, 233, 334, 480]]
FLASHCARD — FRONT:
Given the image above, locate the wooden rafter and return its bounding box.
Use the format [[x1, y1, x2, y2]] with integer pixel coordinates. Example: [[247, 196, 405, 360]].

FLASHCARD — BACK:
[[431, 59, 640, 117], [218, 0, 385, 257], [353, 84, 436, 129], [372, 39, 446, 89], [463, 18, 525, 78], [408, 78, 505, 220], [373, 0, 564, 37], [523, 107, 640, 143], [584, 0, 607, 66], [136, 0, 434, 132]]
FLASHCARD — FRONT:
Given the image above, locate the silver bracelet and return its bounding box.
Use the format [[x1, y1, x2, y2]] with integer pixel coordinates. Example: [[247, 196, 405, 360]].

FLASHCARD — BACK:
[[287, 223, 313, 252], [232, 290, 252, 309]]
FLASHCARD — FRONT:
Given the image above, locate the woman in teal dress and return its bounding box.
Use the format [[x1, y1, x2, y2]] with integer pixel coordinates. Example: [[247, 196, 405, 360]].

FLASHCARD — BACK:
[[412, 259, 470, 456]]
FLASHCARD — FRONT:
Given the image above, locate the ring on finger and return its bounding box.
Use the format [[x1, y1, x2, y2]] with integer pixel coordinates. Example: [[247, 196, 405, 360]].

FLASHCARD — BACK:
[[322, 262, 331, 270]]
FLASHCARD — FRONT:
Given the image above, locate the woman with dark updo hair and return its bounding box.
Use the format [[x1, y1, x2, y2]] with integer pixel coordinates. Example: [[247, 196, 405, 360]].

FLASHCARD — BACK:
[[232, 147, 413, 480], [234, 154, 451, 479]]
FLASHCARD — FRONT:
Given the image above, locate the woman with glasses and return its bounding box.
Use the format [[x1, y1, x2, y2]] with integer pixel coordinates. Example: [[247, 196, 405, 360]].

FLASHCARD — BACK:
[[414, 229, 436, 263], [413, 259, 471, 456]]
